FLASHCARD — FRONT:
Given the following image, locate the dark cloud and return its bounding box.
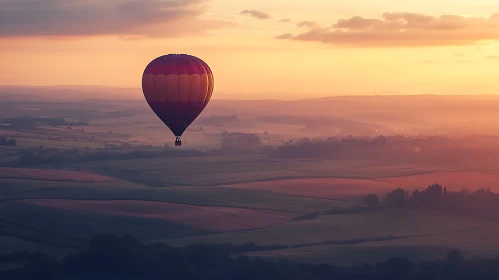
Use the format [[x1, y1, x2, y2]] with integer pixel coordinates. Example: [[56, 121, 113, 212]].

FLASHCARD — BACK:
[[240, 10, 271, 20], [0, 0, 226, 37], [485, 55, 499, 59], [276, 12, 499, 47], [296, 21, 317, 28]]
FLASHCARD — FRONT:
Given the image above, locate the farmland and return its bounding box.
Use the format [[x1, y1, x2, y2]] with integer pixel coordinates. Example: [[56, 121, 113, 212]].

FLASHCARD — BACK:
[[377, 171, 499, 192], [3, 96, 499, 267], [86, 156, 451, 186], [18, 199, 294, 231], [163, 209, 487, 247], [244, 222, 499, 266], [2, 157, 499, 265], [0, 167, 117, 182]]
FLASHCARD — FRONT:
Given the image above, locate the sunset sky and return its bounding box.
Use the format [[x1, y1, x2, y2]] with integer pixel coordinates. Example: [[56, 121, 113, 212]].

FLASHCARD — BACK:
[[2, 0, 499, 99]]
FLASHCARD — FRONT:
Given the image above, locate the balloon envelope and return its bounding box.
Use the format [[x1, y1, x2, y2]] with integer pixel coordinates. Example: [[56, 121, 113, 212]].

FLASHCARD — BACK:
[[142, 54, 214, 137]]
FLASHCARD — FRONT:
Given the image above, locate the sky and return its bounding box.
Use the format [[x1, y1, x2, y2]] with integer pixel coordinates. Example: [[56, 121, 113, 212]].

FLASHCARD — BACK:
[[2, 0, 499, 99]]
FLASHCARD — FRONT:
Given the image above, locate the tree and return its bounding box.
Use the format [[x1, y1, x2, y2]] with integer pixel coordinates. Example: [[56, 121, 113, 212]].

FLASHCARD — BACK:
[[7, 139, 16, 146], [385, 188, 408, 207], [446, 249, 463, 264], [426, 184, 443, 199], [365, 194, 379, 208], [412, 189, 420, 204]]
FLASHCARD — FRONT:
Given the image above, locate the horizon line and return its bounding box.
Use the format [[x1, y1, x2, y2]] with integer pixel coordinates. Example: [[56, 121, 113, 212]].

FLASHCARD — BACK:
[[0, 84, 498, 102]]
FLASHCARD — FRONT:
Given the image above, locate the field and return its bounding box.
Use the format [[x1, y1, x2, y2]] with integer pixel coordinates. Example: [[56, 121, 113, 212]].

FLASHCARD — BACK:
[[163, 209, 486, 246], [86, 155, 452, 186], [0, 167, 117, 182], [223, 178, 400, 199], [1, 152, 499, 265], [244, 244, 453, 266], [0, 168, 142, 196], [3, 97, 499, 266], [2, 161, 499, 264], [377, 171, 499, 192], [1, 185, 344, 214], [18, 199, 294, 231], [220, 171, 499, 199], [244, 222, 499, 266]]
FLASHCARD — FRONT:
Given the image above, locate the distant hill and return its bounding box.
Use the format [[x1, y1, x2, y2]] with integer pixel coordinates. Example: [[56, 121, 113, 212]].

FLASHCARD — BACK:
[[0, 85, 141, 101], [3, 86, 499, 136]]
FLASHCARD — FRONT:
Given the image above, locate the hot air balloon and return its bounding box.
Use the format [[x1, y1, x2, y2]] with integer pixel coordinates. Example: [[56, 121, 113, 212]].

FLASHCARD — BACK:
[[142, 54, 214, 146]]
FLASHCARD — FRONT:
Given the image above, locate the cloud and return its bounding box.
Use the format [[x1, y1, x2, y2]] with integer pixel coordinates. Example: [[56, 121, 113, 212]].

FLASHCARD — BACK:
[[275, 33, 294, 39], [240, 10, 271, 20], [485, 55, 499, 59], [0, 0, 228, 37], [279, 19, 292, 23], [296, 21, 317, 28], [276, 12, 499, 47]]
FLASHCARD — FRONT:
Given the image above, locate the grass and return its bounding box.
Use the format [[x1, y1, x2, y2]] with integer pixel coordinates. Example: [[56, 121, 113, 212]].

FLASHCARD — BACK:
[[0, 167, 118, 182], [19, 199, 294, 232], [0, 178, 141, 196], [0, 235, 73, 258], [243, 244, 452, 266], [377, 171, 499, 192], [16, 138, 104, 149], [0, 167, 141, 196], [244, 222, 499, 266], [163, 209, 487, 247], [1, 186, 343, 214], [350, 222, 499, 258], [88, 156, 446, 186], [0, 153, 495, 266], [0, 149, 19, 157], [0, 155, 21, 166], [224, 178, 402, 199], [0, 202, 205, 245]]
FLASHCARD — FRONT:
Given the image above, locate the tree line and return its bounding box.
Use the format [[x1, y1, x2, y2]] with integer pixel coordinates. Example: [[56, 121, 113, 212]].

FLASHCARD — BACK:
[[0, 137, 16, 146], [1, 234, 498, 280], [1, 117, 88, 129], [365, 184, 499, 220]]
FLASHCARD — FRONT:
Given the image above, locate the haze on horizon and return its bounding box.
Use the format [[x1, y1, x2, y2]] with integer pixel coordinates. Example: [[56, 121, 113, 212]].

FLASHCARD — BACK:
[[2, 0, 499, 99]]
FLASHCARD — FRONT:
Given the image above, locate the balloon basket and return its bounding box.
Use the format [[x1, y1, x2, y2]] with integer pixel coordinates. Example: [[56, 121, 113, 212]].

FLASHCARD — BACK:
[[175, 137, 182, 147]]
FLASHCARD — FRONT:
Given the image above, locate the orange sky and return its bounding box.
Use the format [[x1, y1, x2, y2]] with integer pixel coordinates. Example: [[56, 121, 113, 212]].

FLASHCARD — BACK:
[[1, 0, 499, 99]]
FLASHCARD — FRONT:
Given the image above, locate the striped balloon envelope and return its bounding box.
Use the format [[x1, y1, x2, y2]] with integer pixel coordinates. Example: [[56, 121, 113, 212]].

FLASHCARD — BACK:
[[141, 54, 214, 146]]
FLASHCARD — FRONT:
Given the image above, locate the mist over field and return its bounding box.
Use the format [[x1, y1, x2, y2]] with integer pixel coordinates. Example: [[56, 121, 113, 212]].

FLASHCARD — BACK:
[[6, 0, 499, 276], [3, 87, 499, 278]]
